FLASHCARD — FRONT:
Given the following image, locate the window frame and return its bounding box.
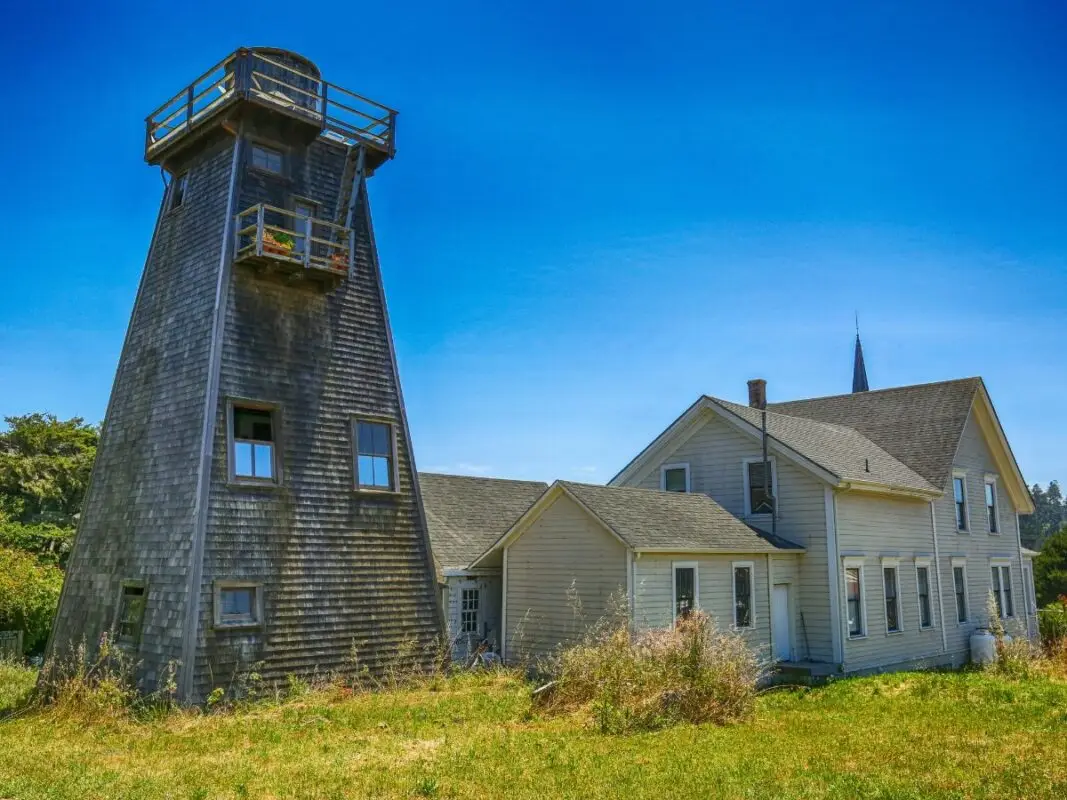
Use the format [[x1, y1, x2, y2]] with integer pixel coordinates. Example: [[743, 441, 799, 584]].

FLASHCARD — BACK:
[[115, 580, 147, 647], [742, 456, 778, 517], [213, 581, 263, 629], [952, 470, 969, 532], [660, 463, 691, 493], [990, 560, 1014, 620], [227, 399, 282, 486], [843, 557, 867, 640], [915, 559, 934, 630], [1023, 562, 1036, 615], [167, 172, 189, 212], [732, 560, 755, 629], [352, 416, 399, 492], [459, 587, 480, 635], [881, 558, 903, 635], [952, 558, 969, 624], [984, 476, 999, 534], [249, 143, 285, 175], [671, 561, 699, 625]]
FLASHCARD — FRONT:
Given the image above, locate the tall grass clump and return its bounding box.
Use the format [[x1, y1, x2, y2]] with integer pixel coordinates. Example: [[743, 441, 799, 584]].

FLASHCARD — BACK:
[[538, 611, 764, 733]]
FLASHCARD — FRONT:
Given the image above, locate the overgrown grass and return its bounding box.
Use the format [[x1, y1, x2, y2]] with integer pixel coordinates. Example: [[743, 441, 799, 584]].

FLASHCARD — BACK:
[[0, 661, 35, 716], [1, 663, 1066, 798]]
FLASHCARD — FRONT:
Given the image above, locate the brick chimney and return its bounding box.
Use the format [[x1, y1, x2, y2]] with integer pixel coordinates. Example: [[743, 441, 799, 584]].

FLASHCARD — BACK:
[[747, 378, 767, 410]]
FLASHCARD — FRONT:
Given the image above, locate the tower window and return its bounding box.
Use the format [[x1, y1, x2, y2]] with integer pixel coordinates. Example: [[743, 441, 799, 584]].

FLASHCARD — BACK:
[[169, 173, 188, 210], [231, 405, 278, 482], [251, 144, 284, 174], [214, 582, 261, 628], [354, 419, 395, 490], [953, 472, 968, 531], [116, 582, 147, 646]]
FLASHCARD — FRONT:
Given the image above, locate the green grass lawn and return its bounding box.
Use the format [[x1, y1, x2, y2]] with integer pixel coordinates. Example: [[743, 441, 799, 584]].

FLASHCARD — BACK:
[[1, 666, 1066, 799]]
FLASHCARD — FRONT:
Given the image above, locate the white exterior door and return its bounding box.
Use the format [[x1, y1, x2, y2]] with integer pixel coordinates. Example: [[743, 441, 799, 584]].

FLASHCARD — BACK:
[[772, 584, 792, 662]]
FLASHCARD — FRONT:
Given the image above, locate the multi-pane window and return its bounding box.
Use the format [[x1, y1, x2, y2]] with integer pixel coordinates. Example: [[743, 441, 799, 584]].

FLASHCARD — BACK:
[[953, 564, 968, 623], [216, 584, 259, 627], [883, 566, 902, 633], [674, 564, 697, 621], [1023, 564, 1036, 614], [991, 564, 1014, 619], [916, 565, 933, 629], [117, 583, 147, 645], [746, 460, 775, 515], [985, 479, 998, 533], [733, 564, 753, 628], [354, 420, 395, 490], [953, 474, 968, 531], [232, 406, 276, 482], [251, 144, 284, 174], [170, 173, 188, 210], [845, 565, 865, 638], [662, 465, 689, 493], [460, 588, 480, 634]]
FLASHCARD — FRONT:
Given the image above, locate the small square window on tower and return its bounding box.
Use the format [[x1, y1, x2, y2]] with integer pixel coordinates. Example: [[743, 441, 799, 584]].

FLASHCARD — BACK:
[[116, 582, 147, 646], [214, 582, 262, 628], [354, 419, 395, 490], [250, 144, 284, 174], [230, 404, 279, 483]]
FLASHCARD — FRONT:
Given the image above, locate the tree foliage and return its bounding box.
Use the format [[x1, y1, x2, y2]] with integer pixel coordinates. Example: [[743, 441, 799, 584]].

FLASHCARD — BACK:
[[1020, 480, 1066, 550], [1034, 525, 1067, 607], [0, 546, 64, 654]]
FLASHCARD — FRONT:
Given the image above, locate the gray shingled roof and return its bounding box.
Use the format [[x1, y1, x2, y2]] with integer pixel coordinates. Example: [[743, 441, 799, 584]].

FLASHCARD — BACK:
[[560, 482, 803, 553], [708, 397, 939, 495], [420, 473, 548, 569], [768, 378, 981, 489]]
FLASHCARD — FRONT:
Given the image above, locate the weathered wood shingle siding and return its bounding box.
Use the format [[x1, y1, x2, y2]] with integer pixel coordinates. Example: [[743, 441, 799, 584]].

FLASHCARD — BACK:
[[192, 135, 441, 698], [628, 412, 834, 661], [504, 495, 627, 662], [48, 141, 237, 690]]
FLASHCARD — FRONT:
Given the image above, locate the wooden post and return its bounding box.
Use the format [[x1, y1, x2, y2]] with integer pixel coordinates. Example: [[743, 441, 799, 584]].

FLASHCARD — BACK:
[[186, 86, 194, 129], [256, 205, 264, 257], [304, 215, 312, 269]]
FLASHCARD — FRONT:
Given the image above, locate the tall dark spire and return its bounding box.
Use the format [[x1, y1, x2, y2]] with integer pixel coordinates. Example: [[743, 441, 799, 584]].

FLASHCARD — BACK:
[[852, 314, 869, 393]]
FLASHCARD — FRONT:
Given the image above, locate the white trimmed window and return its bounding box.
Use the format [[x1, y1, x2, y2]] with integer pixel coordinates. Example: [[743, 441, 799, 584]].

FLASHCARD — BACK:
[[882, 559, 903, 634], [952, 471, 968, 531], [915, 561, 934, 629], [354, 418, 396, 490], [661, 463, 690, 493], [1023, 563, 1036, 615], [843, 558, 866, 639], [991, 562, 1014, 619], [952, 558, 969, 623], [732, 561, 754, 629], [230, 403, 279, 483], [984, 477, 999, 534], [460, 588, 480, 634], [214, 582, 261, 628], [251, 144, 284, 174], [742, 457, 777, 516], [672, 562, 698, 623]]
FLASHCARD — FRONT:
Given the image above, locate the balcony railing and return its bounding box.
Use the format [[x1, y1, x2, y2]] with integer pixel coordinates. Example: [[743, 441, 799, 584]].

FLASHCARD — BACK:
[[234, 204, 353, 277], [145, 49, 397, 163]]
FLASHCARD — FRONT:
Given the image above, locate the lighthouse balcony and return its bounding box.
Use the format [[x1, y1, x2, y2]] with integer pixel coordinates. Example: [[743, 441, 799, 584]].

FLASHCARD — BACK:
[[234, 204, 353, 284], [145, 48, 396, 170]]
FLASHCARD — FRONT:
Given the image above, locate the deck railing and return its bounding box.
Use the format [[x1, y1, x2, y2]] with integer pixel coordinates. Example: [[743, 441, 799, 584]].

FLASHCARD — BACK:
[[145, 49, 397, 160], [234, 203, 353, 275]]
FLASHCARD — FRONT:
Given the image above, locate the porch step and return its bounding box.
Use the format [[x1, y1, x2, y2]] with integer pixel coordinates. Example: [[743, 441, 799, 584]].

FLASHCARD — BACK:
[[770, 661, 841, 686]]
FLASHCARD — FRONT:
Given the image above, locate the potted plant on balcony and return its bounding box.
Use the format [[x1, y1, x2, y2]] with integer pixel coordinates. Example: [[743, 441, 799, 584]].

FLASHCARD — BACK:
[[263, 230, 295, 256], [329, 249, 350, 271]]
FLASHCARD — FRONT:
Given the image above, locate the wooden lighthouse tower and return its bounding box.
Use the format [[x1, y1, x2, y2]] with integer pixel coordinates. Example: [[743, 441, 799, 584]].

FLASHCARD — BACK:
[[47, 48, 443, 701]]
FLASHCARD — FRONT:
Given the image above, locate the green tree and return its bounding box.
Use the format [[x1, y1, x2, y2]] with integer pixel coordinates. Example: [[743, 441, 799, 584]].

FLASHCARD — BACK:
[[1020, 481, 1067, 550], [0, 546, 64, 654], [1034, 524, 1067, 607]]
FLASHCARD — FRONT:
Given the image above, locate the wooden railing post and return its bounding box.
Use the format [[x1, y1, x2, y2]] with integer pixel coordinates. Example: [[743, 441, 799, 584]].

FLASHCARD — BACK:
[[256, 205, 264, 257], [186, 86, 194, 129], [304, 216, 312, 269], [348, 228, 355, 272]]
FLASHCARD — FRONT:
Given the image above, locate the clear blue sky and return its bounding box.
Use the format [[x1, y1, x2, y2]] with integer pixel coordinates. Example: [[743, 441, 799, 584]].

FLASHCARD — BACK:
[[2, 1, 1065, 486]]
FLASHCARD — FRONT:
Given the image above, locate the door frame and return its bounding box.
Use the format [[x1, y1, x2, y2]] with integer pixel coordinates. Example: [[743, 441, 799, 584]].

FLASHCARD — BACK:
[[771, 582, 794, 662]]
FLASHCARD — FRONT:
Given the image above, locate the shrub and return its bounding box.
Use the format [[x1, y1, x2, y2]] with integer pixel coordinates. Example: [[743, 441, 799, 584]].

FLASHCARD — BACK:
[[538, 611, 764, 733], [0, 520, 74, 567], [1038, 597, 1067, 646], [0, 546, 63, 654]]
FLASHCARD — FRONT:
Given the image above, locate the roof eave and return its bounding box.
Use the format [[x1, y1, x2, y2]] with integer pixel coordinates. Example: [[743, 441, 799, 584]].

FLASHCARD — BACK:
[[837, 480, 943, 501]]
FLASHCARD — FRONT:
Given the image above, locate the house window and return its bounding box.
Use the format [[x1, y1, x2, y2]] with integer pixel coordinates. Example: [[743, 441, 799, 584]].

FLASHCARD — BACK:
[[991, 563, 1014, 619], [984, 478, 998, 533], [953, 473, 968, 531], [952, 561, 969, 623], [460, 588, 480, 634], [673, 562, 698, 622], [214, 583, 261, 628], [733, 562, 754, 628], [844, 562, 865, 638], [916, 564, 933, 629], [251, 144, 284, 174], [117, 582, 147, 645], [354, 419, 395, 490], [661, 463, 690, 493], [744, 458, 776, 516], [169, 172, 188, 210], [1023, 563, 1036, 615], [231, 405, 277, 482], [883, 564, 902, 633]]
